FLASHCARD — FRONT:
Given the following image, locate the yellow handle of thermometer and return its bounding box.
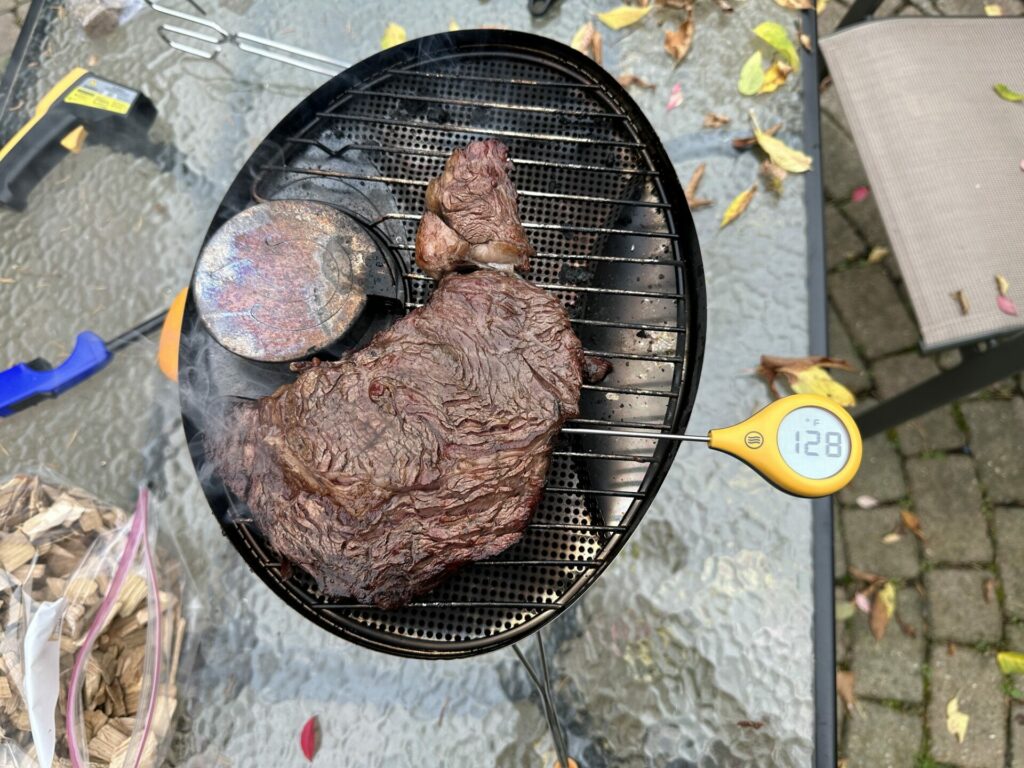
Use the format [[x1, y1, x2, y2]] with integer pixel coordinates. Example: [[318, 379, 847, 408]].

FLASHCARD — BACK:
[[708, 394, 862, 498]]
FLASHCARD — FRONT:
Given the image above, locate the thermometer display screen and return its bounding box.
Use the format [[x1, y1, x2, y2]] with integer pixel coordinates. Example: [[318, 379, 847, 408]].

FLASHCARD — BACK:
[[776, 406, 850, 480]]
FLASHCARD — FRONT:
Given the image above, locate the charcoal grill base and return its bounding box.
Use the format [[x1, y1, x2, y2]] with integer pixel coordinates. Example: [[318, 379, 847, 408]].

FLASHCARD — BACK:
[[180, 30, 705, 659]]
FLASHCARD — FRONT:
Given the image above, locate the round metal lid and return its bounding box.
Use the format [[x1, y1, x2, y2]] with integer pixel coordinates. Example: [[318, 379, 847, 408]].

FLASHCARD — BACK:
[[193, 199, 374, 362]]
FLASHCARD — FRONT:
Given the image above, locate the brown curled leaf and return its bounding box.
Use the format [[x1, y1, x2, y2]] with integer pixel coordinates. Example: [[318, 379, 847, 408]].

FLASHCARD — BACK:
[[617, 73, 656, 90]]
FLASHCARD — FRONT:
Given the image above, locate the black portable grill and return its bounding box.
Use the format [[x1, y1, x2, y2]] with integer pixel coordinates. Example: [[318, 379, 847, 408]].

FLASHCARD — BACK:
[[180, 30, 706, 659]]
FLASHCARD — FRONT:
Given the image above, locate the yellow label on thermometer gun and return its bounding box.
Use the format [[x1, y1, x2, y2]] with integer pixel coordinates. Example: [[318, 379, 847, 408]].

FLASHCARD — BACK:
[[708, 394, 862, 497]]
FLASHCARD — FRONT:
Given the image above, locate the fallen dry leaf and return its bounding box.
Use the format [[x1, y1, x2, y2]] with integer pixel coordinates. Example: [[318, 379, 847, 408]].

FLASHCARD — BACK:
[[869, 581, 895, 641], [997, 274, 1010, 296], [750, 111, 812, 173], [733, 122, 781, 150], [703, 112, 731, 128], [856, 495, 879, 510], [854, 591, 871, 614], [714, 0, 734, 11], [816, 0, 829, 12], [758, 61, 793, 94], [657, 0, 694, 7], [684, 163, 714, 210], [755, 354, 856, 406], [881, 531, 902, 545], [754, 21, 800, 71], [995, 83, 1024, 102], [760, 159, 787, 194], [835, 600, 856, 621], [664, 14, 694, 63], [997, 294, 1019, 316], [849, 566, 883, 583], [984, 578, 997, 604], [836, 671, 856, 712], [666, 83, 684, 111], [946, 695, 969, 744], [867, 245, 889, 263], [850, 185, 870, 203], [617, 73, 656, 89], [720, 184, 757, 228], [985, 2, 1003, 12], [896, 615, 918, 638], [737, 720, 765, 729], [997, 651, 1024, 675], [597, 5, 652, 30], [900, 510, 924, 541], [572, 21, 603, 65], [738, 51, 765, 96], [952, 289, 970, 316], [799, 32, 812, 51], [300, 716, 319, 761], [948, 642, 957, 656], [380, 22, 407, 50], [593, 29, 604, 66], [775, 0, 813, 8]]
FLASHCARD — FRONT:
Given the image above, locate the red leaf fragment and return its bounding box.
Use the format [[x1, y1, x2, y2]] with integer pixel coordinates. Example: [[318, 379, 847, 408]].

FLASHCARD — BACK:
[[997, 294, 1019, 316], [851, 186, 870, 203], [301, 716, 320, 761]]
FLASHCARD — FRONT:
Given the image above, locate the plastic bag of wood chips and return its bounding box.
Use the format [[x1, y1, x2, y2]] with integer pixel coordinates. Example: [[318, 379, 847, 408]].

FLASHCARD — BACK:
[[0, 473, 196, 768]]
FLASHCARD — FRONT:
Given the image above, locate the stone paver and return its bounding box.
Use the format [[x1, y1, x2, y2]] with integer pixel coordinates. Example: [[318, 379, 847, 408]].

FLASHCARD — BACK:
[[827, 308, 870, 396], [851, 587, 925, 702], [824, 204, 866, 269], [996, 508, 1024, 620], [845, 701, 921, 768], [925, 569, 1002, 644], [834, 506, 847, 577], [935, 0, 1024, 13], [837, 433, 906, 506], [906, 456, 992, 564], [842, 506, 919, 579], [1013, 702, 1024, 768], [870, 352, 963, 455], [928, 646, 1007, 768], [840, 194, 891, 254], [828, 265, 917, 359], [822, 112, 869, 203], [0, 12, 19, 65], [962, 399, 1024, 505]]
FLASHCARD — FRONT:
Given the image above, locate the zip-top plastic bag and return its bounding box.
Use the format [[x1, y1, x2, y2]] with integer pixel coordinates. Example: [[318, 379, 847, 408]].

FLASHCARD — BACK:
[[0, 473, 195, 768]]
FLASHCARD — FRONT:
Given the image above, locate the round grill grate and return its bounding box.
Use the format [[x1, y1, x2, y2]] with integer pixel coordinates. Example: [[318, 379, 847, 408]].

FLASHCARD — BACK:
[[180, 31, 705, 658]]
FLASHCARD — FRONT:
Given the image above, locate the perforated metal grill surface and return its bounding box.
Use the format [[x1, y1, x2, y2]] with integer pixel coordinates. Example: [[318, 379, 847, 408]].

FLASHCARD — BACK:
[[181, 31, 705, 658]]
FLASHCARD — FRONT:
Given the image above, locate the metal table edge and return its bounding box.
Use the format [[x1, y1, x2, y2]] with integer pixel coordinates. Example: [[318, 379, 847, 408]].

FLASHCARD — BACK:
[[801, 7, 838, 768]]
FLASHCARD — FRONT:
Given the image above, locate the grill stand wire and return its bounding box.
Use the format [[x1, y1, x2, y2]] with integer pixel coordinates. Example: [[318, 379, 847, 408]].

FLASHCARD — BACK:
[[513, 634, 572, 768]]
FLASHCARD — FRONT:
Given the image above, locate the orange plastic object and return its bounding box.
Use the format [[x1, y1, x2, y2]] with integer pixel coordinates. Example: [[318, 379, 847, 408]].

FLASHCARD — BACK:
[[157, 288, 187, 381]]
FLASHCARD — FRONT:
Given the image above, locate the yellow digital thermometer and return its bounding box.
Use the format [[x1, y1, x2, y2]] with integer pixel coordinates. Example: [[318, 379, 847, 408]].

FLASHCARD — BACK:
[[563, 394, 862, 498]]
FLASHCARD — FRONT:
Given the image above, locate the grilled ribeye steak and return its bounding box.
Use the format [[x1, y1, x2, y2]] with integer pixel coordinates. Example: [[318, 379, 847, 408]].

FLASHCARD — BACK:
[[416, 139, 535, 278], [210, 269, 584, 608]]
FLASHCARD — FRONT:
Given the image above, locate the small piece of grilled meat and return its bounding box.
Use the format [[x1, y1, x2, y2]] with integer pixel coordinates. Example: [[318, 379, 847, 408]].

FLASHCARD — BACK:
[[415, 139, 535, 278]]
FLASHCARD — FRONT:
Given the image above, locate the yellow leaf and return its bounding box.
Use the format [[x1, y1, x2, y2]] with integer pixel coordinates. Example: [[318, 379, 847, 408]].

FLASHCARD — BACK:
[[571, 21, 595, 51], [867, 246, 889, 263], [997, 274, 1010, 296], [751, 111, 813, 173], [775, 0, 813, 8], [997, 651, 1024, 675], [597, 5, 652, 30], [448, 19, 460, 31], [381, 22, 407, 50], [738, 51, 765, 96], [753, 21, 800, 71], [790, 365, 857, 407], [879, 582, 895, 617], [946, 696, 969, 744], [758, 61, 792, 94], [985, 3, 1004, 14], [816, 0, 829, 12], [720, 184, 757, 228]]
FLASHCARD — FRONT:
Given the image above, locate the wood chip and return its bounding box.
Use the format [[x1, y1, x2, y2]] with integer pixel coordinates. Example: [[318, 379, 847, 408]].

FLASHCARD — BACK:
[[0, 531, 35, 571], [89, 722, 131, 762]]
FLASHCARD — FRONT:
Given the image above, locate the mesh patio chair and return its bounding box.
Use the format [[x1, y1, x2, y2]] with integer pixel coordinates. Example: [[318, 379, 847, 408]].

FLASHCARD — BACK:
[[819, 11, 1024, 437]]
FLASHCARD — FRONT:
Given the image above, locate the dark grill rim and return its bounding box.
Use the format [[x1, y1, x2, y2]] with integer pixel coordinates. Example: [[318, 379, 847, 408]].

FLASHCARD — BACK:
[[180, 30, 707, 659]]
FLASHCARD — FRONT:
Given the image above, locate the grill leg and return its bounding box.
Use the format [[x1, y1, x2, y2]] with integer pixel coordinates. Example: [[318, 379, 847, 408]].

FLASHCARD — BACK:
[[513, 634, 573, 767], [855, 332, 1024, 438]]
